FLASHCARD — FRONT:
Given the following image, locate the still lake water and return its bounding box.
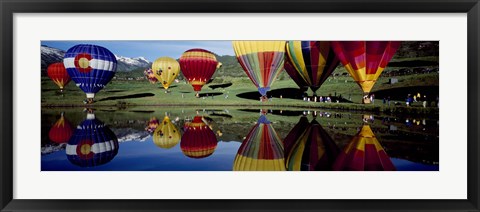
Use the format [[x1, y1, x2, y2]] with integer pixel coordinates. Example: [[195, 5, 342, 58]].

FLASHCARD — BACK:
[[41, 107, 439, 171]]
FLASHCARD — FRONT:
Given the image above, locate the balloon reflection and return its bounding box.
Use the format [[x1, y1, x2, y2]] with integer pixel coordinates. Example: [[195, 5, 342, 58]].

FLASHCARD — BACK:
[[152, 116, 181, 149], [333, 124, 396, 171], [66, 113, 119, 167], [48, 112, 73, 144], [284, 116, 340, 171], [181, 116, 217, 159], [145, 117, 160, 134], [233, 114, 285, 171]]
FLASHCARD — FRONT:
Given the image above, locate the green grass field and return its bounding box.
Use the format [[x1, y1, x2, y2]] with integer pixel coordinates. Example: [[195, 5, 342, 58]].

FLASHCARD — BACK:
[[41, 72, 439, 114]]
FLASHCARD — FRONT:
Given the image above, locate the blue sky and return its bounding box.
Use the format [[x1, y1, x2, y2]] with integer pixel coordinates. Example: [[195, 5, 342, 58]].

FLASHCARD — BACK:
[[41, 40, 235, 61]]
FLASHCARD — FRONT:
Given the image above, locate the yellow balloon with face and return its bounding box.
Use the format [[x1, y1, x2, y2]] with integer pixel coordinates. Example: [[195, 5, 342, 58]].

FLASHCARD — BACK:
[[152, 57, 180, 90], [152, 116, 181, 149]]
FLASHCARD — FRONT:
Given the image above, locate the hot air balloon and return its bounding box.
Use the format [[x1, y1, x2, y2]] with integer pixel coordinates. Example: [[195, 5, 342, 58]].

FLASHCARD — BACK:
[[331, 41, 401, 103], [233, 114, 285, 171], [284, 55, 308, 94], [63, 44, 117, 103], [48, 112, 73, 144], [145, 117, 160, 133], [143, 68, 158, 84], [284, 117, 340, 171], [66, 113, 119, 167], [233, 41, 286, 101], [180, 116, 217, 158], [333, 124, 395, 171], [285, 41, 340, 96], [152, 116, 181, 149], [47, 62, 71, 93], [152, 57, 180, 91], [179, 49, 221, 97]]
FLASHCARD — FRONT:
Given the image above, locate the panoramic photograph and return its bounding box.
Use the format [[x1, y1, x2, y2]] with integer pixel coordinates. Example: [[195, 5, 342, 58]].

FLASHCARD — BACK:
[[41, 40, 439, 171]]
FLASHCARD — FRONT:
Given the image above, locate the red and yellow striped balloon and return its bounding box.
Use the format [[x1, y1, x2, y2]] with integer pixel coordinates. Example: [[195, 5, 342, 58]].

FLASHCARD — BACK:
[[333, 124, 396, 171], [47, 62, 71, 91], [180, 116, 217, 159], [179, 49, 221, 94], [331, 41, 401, 94]]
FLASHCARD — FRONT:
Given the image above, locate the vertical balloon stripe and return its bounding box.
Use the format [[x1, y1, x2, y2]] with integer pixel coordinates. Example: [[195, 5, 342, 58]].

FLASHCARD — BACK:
[[284, 57, 308, 89], [301, 42, 313, 80]]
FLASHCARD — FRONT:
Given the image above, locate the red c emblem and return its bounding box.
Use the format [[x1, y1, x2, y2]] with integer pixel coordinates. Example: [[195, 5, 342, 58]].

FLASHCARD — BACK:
[[74, 53, 93, 73]]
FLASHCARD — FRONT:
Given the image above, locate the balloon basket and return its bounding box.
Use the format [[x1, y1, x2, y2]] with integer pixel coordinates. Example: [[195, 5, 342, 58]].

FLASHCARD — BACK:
[[84, 98, 95, 105], [362, 93, 372, 104]]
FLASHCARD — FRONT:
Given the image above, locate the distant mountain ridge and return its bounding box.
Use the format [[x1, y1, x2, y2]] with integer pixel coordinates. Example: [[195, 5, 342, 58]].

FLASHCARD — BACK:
[[41, 45, 152, 74]]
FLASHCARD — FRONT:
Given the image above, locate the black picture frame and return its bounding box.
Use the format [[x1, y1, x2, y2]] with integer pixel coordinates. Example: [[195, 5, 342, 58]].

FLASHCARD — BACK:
[[1, 0, 479, 211]]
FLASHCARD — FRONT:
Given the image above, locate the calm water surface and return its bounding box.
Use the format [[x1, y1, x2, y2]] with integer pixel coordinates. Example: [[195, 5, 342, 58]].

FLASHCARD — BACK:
[[41, 108, 439, 171]]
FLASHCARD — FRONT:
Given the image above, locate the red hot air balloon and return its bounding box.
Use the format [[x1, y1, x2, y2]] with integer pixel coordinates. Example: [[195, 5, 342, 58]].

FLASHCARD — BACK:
[[47, 62, 71, 92], [333, 125, 396, 171], [180, 116, 218, 159], [179, 49, 221, 97], [331, 41, 401, 103], [48, 113, 73, 144]]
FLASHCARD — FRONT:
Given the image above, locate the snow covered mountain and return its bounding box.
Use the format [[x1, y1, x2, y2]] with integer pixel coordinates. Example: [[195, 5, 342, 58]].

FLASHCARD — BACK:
[[41, 45, 65, 73], [40, 45, 151, 73], [115, 55, 151, 72]]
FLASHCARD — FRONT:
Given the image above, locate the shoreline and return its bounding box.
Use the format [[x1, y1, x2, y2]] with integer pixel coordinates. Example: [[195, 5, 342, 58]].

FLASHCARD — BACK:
[[41, 102, 439, 115]]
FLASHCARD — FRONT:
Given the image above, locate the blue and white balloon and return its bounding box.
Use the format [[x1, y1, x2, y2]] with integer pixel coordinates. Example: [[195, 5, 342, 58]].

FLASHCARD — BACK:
[[63, 44, 117, 100]]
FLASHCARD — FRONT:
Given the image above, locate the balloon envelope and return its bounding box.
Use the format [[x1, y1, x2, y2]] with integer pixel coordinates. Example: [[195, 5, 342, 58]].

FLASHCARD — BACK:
[[63, 44, 117, 99], [47, 62, 71, 90], [333, 125, 396, 171], [331, 41, 401, 93], [284, 55, 308, 92], [180, 116, 217, 158], [152, 57, 180, 89], [144, 68, 158, 84], [284, 117, 340, 171], [48, 113, 73, 144], [66, 113, 119, 167], [179, 49, 220, 92], [233, 115, 285, 171], [153, 116, 181, 149], [232, 41, 286, 97], [285, 41, 339, 94], [145, 117, 160, 134]]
